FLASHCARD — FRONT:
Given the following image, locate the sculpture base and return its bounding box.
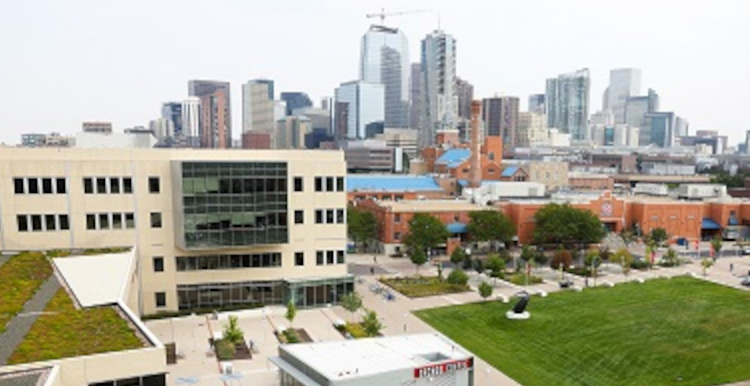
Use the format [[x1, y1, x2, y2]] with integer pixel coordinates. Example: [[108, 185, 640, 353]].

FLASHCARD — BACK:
[[505, 311, 530, 320]]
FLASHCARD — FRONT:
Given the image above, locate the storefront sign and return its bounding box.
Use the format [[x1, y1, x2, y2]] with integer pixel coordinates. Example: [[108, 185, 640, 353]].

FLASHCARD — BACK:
[[414, 358, 473, 378]]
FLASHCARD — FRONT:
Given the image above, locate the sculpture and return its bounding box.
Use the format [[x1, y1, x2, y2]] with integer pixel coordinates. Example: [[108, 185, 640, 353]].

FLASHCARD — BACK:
[[506, 291, 531, 320]]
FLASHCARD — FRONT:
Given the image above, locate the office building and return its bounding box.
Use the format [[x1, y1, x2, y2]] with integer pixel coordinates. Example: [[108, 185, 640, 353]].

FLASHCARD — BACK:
[[517, 112, 548, 147], [291, 106, 331, 132], [161, 102, 183, 138], [409, 62, 421, 131], [188, 80, 231, 148], [374, 128, 419, 160], [334, 101, 350, 142], [276, 115, 311, 149], [483, 96, 519, 147], [545, 69, 590, 141], [625, 88, 660, 130], [643, 112, 677, 147], [420, 30, 458, 148], [242, 79, 275, 134], [280, 92, 313, 116], [0, 147, 352, 315], [602, 68, 642, 123], [181, 97, 201, 147], [360, 25, 410, 129], [528, 94, 545, 114], [20, 132, 72, 148], [82, 121, 113, 134], [334, 81, 385, 139]]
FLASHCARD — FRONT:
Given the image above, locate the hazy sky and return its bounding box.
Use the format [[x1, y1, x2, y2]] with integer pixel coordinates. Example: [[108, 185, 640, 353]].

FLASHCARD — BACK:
[[1, 0, 748, 145]]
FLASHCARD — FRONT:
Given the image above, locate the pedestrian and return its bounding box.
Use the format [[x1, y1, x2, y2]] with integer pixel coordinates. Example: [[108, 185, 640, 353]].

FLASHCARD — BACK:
[[373, 255, 377, 264], [370, 267, 375, 276], [585, 277, 589, 287], [730, 263, 734, 273]]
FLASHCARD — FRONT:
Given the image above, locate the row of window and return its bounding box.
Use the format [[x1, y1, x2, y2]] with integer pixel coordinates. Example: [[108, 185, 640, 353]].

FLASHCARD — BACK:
[[14, 177, 67, 194], [315, 250, 346, 265], [175, 253, 282, 271], [85, 212, 138, 230], [17, 214, 69, 232], [315, 209, 346, 224], [313, 176, 345, 192], [83, 177, 160, 194]]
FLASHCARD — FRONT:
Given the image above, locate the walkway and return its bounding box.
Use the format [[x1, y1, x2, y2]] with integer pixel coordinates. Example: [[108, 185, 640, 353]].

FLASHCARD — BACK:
[[0, 275, 60, 365]]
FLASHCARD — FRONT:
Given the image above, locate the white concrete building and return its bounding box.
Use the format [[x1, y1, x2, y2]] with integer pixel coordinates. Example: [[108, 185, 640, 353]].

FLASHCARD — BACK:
[[518, 111, 549, 147], [420, 30, 458, 148], [242, 79, 275, 134]]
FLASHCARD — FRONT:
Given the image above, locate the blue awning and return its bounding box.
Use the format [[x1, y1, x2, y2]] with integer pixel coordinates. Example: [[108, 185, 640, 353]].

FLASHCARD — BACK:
[[447, 222, 467, 234], [702, 218, 721, 230]]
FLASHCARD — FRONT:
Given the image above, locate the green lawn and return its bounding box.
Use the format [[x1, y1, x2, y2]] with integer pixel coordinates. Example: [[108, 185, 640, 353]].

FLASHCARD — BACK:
[[381, 276, 469, 298], [415, 277, 750, 386], [0, 251, 53, 334]]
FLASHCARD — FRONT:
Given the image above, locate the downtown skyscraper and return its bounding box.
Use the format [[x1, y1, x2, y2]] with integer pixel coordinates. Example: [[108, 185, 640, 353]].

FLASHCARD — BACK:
[[419, 30, 458, 148], [360, 25, 410, 129], [188, 80, 231, 148], [603, 68, 642, 124], [545, 69, 590, 141]]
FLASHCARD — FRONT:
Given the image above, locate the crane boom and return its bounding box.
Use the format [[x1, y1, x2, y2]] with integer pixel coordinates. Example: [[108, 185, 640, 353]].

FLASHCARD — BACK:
[[365, 8, 429, 25]]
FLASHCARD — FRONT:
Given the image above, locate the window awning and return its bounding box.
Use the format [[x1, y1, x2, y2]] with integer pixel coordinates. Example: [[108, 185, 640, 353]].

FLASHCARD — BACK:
[[446, 222, 467, 234], [702, 218, 721, 230]]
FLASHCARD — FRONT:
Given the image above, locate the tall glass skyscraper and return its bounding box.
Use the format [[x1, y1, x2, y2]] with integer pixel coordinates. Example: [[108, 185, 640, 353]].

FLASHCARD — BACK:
[[602, 68, 642, 124], [360, 25, 410, 129], [420, 30, 457, 148], [545, 69, 590, 141], [334, 81, 385, 139]]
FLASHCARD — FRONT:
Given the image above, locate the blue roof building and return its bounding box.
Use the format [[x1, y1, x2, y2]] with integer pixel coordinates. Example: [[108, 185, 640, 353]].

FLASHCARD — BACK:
[[346, 175, 443, 192], [435, 149, 471, 170]]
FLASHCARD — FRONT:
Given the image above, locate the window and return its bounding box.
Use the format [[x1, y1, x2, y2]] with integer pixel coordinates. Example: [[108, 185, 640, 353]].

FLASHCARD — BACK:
[[110, 177, 120, 194], [14, 178, 24, 194], [315, 210, 323, 224], [295, 252, 304, 266], [123, 178, 133, 193], [86, 214, 96, 230], [125, 213, 135, 229], [59, 215, 69, 230], [336, 177, 344, 192], [155, 292, 166, 308], [42, 178, 53, 194], [395, 214, 401, 223], [112, 212, 123, 229], [31, 215, 42, 231], [149, 177, 160, 193], [28, 178, 39, 194], [96, 178, 107, 194], [314, 177, 323, 192], [295, 210, 304, 224], [56, 178, 66, 194], [326, 209, 334, 224], [84, 178, 94, 194], [17, 215, 28, 232], [394, 232, 401, 241], [153, 257, 164, 272], [99, 213, 110, 229], [150, 212, 162, 228], [326, 177, 334, 192], [316, 251, 324, 265], [326, 250, 334, 265], [337, 250, 345, 264], [336, 209, 344, 224], [294, 177, 303, 192], [44, 214, 56, 230]]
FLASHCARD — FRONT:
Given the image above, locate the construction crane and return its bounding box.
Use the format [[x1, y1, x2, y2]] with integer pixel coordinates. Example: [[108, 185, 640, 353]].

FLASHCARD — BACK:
[[365, 8, 429, 25]]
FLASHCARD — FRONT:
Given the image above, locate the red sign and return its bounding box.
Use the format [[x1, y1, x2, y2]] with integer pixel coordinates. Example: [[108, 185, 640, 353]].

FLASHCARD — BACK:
[[414, 358, 473, 378]]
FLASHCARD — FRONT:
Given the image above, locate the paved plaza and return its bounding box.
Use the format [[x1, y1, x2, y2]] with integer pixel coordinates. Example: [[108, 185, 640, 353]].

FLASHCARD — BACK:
[[147, 243, 750, 386]]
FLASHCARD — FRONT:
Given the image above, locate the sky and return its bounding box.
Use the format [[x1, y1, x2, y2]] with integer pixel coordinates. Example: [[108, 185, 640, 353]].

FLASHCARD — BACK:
[[1, 0, 748, 145]]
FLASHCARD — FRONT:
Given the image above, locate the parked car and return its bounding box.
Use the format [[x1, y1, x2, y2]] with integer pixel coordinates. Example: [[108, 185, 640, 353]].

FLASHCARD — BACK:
[[742, 246, 750, 256], [741, 276, 750, 287]]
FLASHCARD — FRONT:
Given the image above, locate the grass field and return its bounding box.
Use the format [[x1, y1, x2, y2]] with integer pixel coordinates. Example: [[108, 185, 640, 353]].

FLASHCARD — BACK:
[[0, 251, 53, 334], [381, 276, 469, 298], [415, 276, 750, 386]]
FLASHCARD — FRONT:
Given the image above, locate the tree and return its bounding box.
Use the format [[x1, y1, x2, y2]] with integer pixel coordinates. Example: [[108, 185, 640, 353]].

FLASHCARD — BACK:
[[478, 281, 493, 301], [612, 248, 633, 277], [223, 315, 244, 345], [409, 248, 428, 274], [532, 203, 606, 246], [661, 248, 679, 267], [340, 292, 362, 323], [485, 254, 506, 278], [403, 213, 449, 254], [701, 258, 714, 276], [520, 245, 535, 262], [550, 249, 573, 270], [711, 236, 723, 258], [285, 300, 297, 328], [450, 248, 467, 265], [447, 268, 469, 285], [361, 309, 384, 337], [467, 210, 516, 251], [620, 230, 636, 247], [584, 250, 601, 268], [650, 228, 668, 246], [347, 207, 378, 253], [533, 250, 549, 266]]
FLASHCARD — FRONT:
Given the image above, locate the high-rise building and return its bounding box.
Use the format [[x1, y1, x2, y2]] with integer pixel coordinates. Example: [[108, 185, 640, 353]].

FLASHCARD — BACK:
[[181, 97, 201, 147], [517, 112, 548, 148], [161, 102, 183, 138], [625, 88, 660, 130], [242, 79, 275, 135], [602, 68, 642, 123], [334, 102, 349, 142], [545, 69, 590, 141], [334, 81, 385, 139], [482, 96, 519, 147], [409, 63, 421, 130], [420, 30, 458, 148], [360, 25, 410, 129], [188, 80, 231, 148], [82, 121, 113, 134], [456, 78, 474, 121], [528, 94, 545, 114], [275, 116, 311, 149], [280, 92, 313, 116], [642, 112, 676, 147]]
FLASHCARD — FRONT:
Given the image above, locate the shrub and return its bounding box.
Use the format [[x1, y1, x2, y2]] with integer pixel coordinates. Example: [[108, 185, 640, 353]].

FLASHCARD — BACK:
[[447, 269, 469, 285], [551, 249, 573, 270], [630, 259, 651, 270], [479, 281, 493, 301], [533, 251, 549, 266], [450, 248, 467, 265], [485, 255, 506, 278], [473, 258, 485, 274], [223, 315, 244, 344], [361, 309, 384, 337], [566, 266, 591, 277], [283, 329, 300, 344], [215, 339, 236, 360], [508, 273, 544, 285]]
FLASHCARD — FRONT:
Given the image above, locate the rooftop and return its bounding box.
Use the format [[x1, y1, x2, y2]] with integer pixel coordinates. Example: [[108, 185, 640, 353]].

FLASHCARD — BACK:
[[376, 199, 484, 213], [347, 175, 443, 192], [278, 333, 471, 380], [435, 148, 471, 169]]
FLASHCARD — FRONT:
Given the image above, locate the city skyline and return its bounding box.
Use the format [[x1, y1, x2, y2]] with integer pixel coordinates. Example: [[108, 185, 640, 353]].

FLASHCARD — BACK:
[[0, 0, 748, 144]]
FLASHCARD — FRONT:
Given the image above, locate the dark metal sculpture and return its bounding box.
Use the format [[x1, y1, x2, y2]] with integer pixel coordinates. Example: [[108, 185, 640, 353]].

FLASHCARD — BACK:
[[512, 291, 530, 314]]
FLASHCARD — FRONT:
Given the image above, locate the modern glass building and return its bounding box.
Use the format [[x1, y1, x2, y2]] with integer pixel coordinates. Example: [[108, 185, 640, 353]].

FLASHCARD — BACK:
[[334, 81, 385, 139], [545, 69, 590, 141], [420, 30, 458, 148]]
